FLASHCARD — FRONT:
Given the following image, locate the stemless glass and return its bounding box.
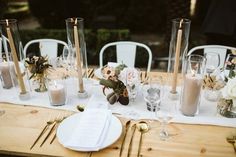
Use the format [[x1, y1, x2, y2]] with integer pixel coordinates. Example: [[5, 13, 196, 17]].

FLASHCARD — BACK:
[[204, 52, 221, 101], [204, 52, 220, 74], [224, 53, 236, 77], [142, 76, 163, 124]]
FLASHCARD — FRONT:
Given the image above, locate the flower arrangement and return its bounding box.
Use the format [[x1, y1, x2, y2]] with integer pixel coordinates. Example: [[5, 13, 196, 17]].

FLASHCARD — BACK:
[[202, 75, 225, 90], [217, 53, 236, 117], [99, 63, 130, 105], [25, 56, 52, 92]]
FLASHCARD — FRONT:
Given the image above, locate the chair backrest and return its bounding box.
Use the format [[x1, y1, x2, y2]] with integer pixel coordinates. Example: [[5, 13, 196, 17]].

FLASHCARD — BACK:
[[99, 41, 152, 72], [187, 45, 236, 68], [23, 39, 69, 58]]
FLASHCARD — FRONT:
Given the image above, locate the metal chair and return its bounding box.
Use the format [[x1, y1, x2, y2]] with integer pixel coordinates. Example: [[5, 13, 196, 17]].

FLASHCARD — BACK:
[[187, 45, 236, 69], [99, 41, 153, 72], [23, 39, 69, 58]]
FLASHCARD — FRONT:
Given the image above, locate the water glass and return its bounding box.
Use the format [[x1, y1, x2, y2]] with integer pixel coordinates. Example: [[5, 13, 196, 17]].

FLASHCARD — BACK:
[[204, 52, 220, 74], [155, 101, 173, 140]]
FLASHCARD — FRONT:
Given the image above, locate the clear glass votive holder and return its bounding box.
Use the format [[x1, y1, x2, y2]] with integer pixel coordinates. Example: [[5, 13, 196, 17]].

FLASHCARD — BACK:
[[47, 79, 67, 106], [204, 88, 221, 102], [0, 61, 17, 89]]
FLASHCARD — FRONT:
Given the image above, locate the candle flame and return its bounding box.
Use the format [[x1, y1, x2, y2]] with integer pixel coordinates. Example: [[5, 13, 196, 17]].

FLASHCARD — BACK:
[[179, 18, 183, 29], [74, 18, 77, 25], [6, 19, 9, 27]]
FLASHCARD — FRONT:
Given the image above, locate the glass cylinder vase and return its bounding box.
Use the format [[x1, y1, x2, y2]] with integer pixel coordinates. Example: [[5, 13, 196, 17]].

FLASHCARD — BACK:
[[180, 54, 206, 116], [0, 19, 30, 100], [168, 18, 191, 99], [65, 17, 88, 98]]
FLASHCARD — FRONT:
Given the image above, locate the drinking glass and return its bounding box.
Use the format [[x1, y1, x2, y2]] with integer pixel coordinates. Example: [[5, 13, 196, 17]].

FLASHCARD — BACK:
[[223, 53, 236, 78], [155, 101, 173, 140], [204, 52, 220, 74], [153, 77, 173, 140], [142, 76, 163, 123], [204, 52, 221, 101]]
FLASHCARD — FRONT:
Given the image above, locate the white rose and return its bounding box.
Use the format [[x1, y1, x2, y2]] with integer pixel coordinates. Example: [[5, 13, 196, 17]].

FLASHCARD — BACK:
[[222, 77, 236, 99], [119, 67, 140, 85]]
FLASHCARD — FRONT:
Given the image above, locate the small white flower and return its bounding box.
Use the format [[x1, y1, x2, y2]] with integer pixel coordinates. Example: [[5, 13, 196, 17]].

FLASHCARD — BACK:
[[222, 77, 236, 99], [119, 67, 140, 85]]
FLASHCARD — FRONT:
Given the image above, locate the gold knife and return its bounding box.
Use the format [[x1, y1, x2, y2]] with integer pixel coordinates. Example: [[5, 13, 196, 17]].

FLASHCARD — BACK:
[[127, 124, 136, 157], [119, 120, 131, 157]]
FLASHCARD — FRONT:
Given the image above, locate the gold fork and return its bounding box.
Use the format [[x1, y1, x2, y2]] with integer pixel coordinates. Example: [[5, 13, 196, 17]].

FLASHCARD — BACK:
[[49, 113, 71, 144], [40, 114, 62, 147], [30, 116, 54, 149]]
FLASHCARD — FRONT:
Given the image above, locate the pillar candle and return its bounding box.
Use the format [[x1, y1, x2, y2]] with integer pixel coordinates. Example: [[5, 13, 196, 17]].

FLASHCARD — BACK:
[[181, 73, 202, 116], [48, 83, 66, 106], [0, 62, 17, 89]]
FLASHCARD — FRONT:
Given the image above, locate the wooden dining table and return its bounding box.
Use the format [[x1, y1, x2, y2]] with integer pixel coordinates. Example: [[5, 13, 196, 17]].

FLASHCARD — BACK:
[[0, 70, 235, 157]]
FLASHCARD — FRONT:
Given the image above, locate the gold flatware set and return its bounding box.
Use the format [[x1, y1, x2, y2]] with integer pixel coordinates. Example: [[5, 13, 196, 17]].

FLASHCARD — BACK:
[[30, 114, 68, 150], [120, 120, 150, 157]]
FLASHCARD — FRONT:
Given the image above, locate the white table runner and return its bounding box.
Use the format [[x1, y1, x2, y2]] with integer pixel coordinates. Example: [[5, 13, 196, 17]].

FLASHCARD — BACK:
[[0, 78, 235, 127]]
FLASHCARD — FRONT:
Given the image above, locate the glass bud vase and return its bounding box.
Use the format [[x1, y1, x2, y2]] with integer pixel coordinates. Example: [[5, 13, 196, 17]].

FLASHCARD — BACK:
[[34, 73, 47, 92]]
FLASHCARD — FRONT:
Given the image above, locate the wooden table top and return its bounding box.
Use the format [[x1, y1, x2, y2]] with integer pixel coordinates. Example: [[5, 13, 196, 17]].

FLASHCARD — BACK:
[[0, 102, 235, 157], [0, 70, 235, 157]]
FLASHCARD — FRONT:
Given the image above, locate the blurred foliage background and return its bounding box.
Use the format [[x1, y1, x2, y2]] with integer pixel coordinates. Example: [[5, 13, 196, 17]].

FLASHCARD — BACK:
[[0, 0, 214, 69]]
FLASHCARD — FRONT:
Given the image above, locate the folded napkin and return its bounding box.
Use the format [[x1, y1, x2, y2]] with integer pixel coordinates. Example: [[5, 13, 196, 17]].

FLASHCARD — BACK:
[[64, 108, 112, 151], [107, 62, 120, 68]]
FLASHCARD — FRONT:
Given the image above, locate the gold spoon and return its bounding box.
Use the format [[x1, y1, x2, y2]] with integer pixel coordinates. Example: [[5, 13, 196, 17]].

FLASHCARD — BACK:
[[226, 136, 236, 153], [137, 121, 149, 157], [119, 120, 131, 157]]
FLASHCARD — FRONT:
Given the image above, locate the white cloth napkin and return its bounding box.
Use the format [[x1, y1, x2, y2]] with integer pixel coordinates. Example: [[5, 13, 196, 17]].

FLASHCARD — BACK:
[[107, 62, 120, 67], [64, 108, 112, 151]]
